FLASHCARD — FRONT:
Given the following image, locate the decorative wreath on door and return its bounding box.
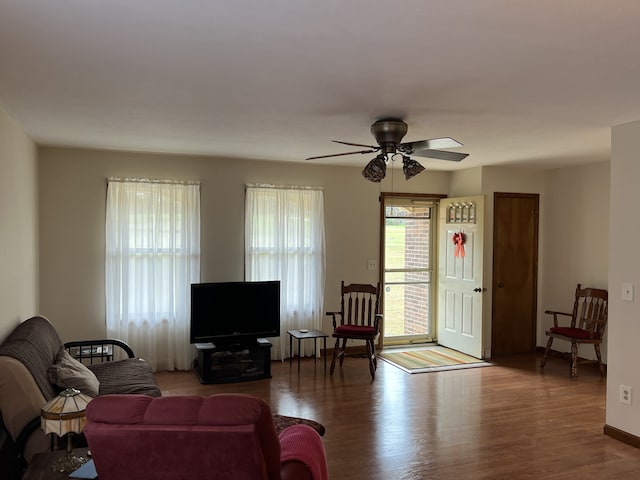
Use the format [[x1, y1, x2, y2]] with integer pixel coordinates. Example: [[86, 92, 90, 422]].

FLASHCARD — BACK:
[[452, 232, 466, 258]]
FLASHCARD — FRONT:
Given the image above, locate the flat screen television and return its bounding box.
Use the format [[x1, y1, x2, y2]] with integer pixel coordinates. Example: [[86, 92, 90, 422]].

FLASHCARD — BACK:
[[190, 280, 281, 345]]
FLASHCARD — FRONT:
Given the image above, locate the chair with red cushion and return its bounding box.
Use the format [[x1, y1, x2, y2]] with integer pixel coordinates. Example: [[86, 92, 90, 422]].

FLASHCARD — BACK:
[[541, 284, 608, 378], [327, 281, 382, 379]]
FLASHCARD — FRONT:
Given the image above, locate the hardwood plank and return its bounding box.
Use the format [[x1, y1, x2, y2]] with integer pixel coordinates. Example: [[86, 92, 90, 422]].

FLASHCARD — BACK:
[[155, 353, 640, 479]]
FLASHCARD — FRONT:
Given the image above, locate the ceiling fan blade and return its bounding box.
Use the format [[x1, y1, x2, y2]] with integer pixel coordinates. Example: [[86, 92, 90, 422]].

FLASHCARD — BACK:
[[411, 149, 469, 162], [305, 149, 377, 161], [402, 137, 464, 151], [332, 140, 380, 149]]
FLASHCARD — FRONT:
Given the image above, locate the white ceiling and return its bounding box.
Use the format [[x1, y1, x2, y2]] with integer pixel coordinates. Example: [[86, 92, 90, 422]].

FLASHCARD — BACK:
[[2, 1, 640, 171]]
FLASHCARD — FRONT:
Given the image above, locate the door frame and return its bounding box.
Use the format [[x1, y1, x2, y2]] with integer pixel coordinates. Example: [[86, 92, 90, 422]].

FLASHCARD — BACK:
[[378, 192, 446, 349]]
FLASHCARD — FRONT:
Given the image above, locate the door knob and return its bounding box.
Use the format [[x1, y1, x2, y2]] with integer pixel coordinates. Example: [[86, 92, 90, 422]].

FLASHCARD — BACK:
[[473, 287, 485, 293], [498, 282, 505, 288]]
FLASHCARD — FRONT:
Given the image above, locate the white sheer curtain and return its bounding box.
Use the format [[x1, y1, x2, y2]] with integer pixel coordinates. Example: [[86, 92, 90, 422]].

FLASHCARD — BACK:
[[105, 178, 200, 371], [245, 185, 325, 360]]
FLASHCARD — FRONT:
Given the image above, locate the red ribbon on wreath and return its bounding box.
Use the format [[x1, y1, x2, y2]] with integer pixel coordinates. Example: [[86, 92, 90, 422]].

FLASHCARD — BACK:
[[452, 232, 466, 258]]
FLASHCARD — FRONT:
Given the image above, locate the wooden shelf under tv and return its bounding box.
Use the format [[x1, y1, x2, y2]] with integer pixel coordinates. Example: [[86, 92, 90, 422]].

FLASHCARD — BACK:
[[194, 338, 272, 384]]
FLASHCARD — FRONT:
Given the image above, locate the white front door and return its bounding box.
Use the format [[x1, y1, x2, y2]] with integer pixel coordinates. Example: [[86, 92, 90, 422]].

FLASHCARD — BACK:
[[436, 195, 484, 358]]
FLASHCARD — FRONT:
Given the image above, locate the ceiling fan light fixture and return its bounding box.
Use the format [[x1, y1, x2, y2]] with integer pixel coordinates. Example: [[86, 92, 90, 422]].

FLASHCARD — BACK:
[[362, 154, 387, 182], [402, 156, 425, 180]]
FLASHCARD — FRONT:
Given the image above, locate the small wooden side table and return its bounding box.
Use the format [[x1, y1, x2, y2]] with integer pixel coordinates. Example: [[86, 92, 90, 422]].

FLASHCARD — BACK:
[[287, 329, 329, 372], [23, 448, 91, 480]]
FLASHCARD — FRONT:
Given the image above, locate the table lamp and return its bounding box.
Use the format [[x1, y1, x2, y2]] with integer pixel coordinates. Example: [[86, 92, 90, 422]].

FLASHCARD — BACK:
[[40, 388, 93, 472]]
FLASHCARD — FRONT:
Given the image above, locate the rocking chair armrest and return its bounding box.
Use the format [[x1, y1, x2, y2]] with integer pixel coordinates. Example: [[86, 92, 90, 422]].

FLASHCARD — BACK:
[[374, 314, 383, 332], [325, 311, 341, 330], [544, 310, 572, 327]]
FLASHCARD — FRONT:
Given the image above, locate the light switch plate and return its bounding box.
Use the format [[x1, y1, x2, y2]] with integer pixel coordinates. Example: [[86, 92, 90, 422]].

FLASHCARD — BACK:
[[622, 283, 634, 302]]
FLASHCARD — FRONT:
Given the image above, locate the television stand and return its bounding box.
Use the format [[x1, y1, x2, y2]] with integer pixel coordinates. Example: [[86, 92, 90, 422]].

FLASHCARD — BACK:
[[194, 339, 272, 384]]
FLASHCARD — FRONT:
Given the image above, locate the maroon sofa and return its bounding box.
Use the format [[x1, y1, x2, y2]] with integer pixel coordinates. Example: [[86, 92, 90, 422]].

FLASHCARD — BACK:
[[84, 394, 328, 480]]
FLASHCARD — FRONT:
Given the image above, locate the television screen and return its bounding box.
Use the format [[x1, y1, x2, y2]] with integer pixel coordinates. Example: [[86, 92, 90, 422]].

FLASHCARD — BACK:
[[190, 281, 281, 344]]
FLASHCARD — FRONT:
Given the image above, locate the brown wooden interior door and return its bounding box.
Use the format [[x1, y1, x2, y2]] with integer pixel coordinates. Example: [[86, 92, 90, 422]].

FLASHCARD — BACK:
[[491, 193, 539, 356]]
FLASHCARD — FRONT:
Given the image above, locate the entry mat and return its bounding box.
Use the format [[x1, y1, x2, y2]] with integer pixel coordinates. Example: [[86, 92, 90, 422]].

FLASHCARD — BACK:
[[379, 345, 493, 374]]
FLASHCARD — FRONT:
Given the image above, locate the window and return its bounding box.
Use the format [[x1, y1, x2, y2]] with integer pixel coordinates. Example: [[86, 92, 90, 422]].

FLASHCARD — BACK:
[[245, 185, 325, 360], [105, 178, 200, 371]]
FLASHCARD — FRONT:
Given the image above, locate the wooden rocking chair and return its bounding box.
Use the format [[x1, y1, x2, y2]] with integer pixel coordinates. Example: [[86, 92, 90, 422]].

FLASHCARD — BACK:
[[326, 282, 382, 379], [541, 284, 608, 378]]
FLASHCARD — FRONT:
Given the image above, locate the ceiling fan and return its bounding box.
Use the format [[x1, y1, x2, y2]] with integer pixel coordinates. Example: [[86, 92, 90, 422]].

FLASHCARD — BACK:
[[306, 118, 469, 182]]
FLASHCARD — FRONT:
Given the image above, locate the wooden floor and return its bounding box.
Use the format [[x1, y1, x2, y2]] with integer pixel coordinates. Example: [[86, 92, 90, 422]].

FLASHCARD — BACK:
[[155, 351, 640, 479]]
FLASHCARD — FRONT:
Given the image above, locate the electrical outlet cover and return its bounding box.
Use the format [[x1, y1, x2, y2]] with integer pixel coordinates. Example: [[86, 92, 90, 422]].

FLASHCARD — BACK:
[[620, 385, 632, 405]]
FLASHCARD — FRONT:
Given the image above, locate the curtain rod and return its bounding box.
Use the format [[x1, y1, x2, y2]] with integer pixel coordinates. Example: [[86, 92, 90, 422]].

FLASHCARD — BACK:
[[107, 177, 200, 185], [245, 183, 323, 191]]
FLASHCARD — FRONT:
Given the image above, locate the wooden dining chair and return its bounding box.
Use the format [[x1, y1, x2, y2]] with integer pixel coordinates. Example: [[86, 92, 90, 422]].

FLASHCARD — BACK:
[[541, 283, 608, 378], [326, 281, 382, 379]]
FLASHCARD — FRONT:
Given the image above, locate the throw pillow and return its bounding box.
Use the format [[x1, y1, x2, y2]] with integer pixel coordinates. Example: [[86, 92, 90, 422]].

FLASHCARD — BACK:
[[48, 349, 100, 397]]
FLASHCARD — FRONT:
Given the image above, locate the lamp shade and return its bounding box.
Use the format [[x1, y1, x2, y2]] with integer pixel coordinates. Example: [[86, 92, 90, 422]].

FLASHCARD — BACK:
[[362, 154, 387, 182], [402, 156, 425, 180], [41, 388, 93, 436]]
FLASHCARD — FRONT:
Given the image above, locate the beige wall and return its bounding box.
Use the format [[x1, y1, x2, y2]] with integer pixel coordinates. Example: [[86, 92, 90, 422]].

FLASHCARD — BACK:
[[449, 167, 482, 198], [38, 147, 450, 343], [0, 106, 38, 341], [607, 120, 640, 436], [542, 161, 610, 360]]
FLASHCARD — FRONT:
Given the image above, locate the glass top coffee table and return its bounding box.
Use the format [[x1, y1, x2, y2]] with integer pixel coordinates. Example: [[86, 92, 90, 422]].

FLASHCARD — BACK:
[[287, 329, 329, 372]]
